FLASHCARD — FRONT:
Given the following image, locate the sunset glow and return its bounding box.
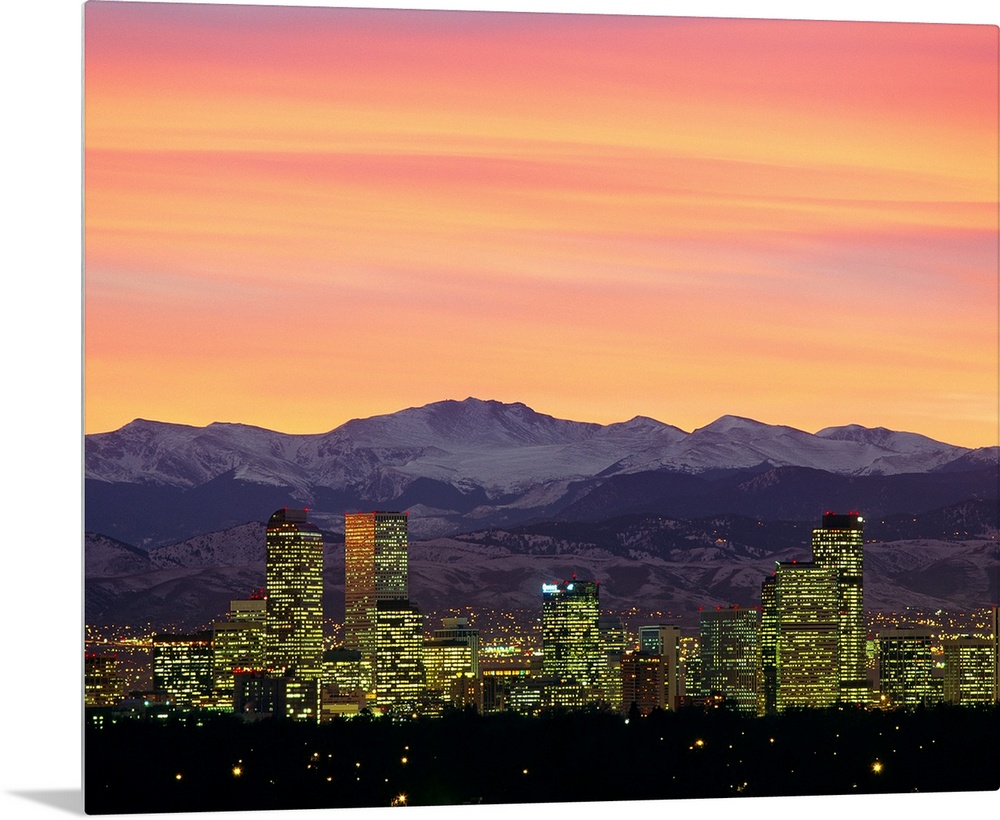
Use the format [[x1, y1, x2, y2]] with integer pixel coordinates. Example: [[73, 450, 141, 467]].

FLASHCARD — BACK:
[[84, 3, 998, 446]]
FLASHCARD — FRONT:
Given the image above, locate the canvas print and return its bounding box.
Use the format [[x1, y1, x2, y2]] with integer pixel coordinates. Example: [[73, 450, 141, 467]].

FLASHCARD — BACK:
[[83, 1, 999, 815]]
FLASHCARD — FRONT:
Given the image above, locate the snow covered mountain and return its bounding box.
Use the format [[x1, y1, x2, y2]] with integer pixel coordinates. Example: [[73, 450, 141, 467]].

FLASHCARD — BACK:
[[84, 398, 996, 548], [86, 397, 980, 486]]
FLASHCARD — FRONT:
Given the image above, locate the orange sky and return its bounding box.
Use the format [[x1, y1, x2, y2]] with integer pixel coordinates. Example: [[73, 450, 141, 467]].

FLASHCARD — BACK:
[[83, 3, 998, 447]]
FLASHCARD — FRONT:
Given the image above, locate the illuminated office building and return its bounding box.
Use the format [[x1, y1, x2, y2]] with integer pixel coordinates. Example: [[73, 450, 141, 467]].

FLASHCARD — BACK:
[[263, 508, 324, 682], [638, 624, 681, 710], [992, 606, 1000, 702], [481, 661, 532, 714], [759, 576, 778, 715], [423, 638, 476, 709], [232, 669, 318, 721], [774, 560, 839, 711], [319, 649, 366, 720], [878, 628, 940, 707], [322, 648, 364, 692], [942, 637, 996, 705], [812, 512, 866, 702], [598, 614, 627, 709], [344, 511, 409, 687], [541, 579, 602, 694], [85, 654, 124, 707], [374, 601, 424, 713], [678, 636, 701, 701], [152, 631, 214, 708], [433, 616, 480, 677], [620, 652, 664, 715], [212, 595, 266, 705], [698, 606, 760, 715]]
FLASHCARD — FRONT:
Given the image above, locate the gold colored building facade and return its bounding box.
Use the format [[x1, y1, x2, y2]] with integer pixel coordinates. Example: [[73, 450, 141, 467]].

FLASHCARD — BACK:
[[774, 561, 839, 711], [812, 513, 867, 703], [344, 511, 409, 688], [263, 508, 325, 682]]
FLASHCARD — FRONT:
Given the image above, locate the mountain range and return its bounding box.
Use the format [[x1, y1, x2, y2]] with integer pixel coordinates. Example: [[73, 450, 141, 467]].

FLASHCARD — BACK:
[[85, 397, 997, 548], [84, 398, 997, 627]]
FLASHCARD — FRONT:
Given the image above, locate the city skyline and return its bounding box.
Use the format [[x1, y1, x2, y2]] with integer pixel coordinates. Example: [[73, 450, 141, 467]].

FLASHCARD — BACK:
[[8, 1, 999, 818], [84, 499, 999, 810], [85, 503, 999, 727], [83, 2, 998, 448]]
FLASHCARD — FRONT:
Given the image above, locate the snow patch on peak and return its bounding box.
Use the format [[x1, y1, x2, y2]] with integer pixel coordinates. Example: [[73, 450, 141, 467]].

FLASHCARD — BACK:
[[815, 424, 968, 455], [695, 415, 770, 434]]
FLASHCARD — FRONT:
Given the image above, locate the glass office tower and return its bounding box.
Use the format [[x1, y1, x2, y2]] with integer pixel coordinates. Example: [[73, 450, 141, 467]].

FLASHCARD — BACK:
[[344, 511, 409, 689], [541, 579, 602, 691], [698, 606, 760, 715], [812, 512, 866, 703], [774, 560, 839, 710], [264, 508, 324, 681]]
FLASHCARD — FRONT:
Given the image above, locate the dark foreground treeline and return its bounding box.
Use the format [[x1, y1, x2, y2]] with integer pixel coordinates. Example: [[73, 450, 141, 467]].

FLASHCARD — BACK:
[[85, 704, 999, 814]]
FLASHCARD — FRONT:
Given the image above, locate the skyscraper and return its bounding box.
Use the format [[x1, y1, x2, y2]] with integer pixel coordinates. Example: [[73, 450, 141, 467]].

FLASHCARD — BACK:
[[263, 508, 324, 682], [344, 511, 409, 686], [212, 595, 266, 706], [433, 616, 480, 677], [774, 560, 839, 711], [878, 628, 940, 707], [638, 624, 681, 710], [541, 579, 602, 695], [993, 605, 1000, 703], [811, 512, 866, 702], [758, 576, 778, 715], [597, 614, 627, 709], [85, 654, 124, 707], [374, 601, 424, 713], [620, 652, 664, 715], [423, 637, 476, 709], [698, 606, 760, 715], [942, 637, 996, 705], [152, 631, 214, 708]]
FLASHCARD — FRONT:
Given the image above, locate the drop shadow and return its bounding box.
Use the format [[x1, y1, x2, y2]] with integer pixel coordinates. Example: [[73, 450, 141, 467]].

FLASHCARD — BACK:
[[7, 789, 82, 815]]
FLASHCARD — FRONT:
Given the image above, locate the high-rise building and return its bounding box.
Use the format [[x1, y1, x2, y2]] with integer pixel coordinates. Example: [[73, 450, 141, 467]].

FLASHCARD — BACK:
[[263, 508, 324, 682], [678, 636, 701, 702], [877, 628, 940, 708], [597, 614, 627, 710], [942, 637, 996, 705], [811, 512, 866, 703], [638, 624, 681, 710], [374, 601, 424, 713], [481, 664, 531, 713], [992, 605, 1000, 703], [232, 670, 318, 722], [344, 511, 409, 687], [85, 654, 124, 707], [774, 560, 839, 711], [620, 653, 664, 715], [541, 579, 602, 696], [152, 632, 214, 708], [698, 606, 760, 715], [322, 648, 365, 693], [758, 576, 778, 715], [320, 649, 367, 719], [212, 595, 266, 705], [433, 617, 480, 677], [423, 638, 477, 709]]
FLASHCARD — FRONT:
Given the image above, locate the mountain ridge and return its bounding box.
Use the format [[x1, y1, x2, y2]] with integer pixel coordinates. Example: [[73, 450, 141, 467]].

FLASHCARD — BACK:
[[84, 397, 996, 548]]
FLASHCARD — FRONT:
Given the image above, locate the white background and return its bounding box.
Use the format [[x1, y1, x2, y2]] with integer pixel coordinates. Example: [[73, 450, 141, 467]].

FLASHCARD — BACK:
[[1, 2, 997, 819]]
